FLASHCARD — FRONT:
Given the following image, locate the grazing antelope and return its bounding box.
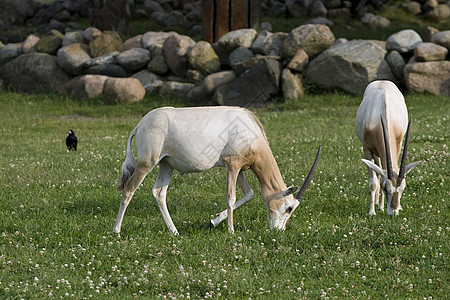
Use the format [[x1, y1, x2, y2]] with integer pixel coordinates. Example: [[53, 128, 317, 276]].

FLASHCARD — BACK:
[[114, 106, 321, 234], [355, 81, 421, 216]]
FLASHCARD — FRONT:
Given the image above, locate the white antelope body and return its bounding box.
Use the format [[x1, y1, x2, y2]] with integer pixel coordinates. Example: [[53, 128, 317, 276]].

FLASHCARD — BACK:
[[114, 106, 321, 234], [355, 80, 421, 216]]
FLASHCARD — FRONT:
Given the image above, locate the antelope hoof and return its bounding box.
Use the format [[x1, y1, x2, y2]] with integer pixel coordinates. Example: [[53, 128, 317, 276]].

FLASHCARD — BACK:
[[368, 210, 376, 216]]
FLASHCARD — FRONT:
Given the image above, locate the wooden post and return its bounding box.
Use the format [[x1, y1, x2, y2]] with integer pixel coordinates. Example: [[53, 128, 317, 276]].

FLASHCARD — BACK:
[[202, 0, 261, 43]]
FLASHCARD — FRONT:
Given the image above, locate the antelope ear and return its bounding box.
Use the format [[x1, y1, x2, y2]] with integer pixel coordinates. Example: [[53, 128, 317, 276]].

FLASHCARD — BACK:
[[361, 159, 387, 177], [282, 186, 299, 196], [405, 160, 422, 175]]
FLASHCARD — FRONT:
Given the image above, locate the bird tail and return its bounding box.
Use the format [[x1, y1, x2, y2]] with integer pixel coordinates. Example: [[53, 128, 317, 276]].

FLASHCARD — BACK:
[[118, 127, 137, 191]]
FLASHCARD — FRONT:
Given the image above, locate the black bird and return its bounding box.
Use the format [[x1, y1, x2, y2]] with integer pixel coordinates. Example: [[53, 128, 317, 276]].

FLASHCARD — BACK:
[[66, 130, 78, 151]]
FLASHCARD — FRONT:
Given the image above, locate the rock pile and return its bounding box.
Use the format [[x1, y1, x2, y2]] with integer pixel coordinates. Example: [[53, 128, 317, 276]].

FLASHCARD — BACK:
[[1, 24, 449, 103], [0, 0, 449, 103]]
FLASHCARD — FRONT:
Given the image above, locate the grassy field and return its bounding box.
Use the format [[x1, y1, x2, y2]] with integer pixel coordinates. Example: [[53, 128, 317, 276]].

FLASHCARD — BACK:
[[0, 91, 448, 299]]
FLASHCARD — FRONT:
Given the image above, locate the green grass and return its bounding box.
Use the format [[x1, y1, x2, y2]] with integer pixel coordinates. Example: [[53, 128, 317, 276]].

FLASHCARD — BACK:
[[0, 91, 448, 299]]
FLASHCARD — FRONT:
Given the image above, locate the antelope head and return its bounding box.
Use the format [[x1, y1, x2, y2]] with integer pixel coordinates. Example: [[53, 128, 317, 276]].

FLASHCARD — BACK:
[[362, 115, 421, 216], [268, 146, 321, 229]]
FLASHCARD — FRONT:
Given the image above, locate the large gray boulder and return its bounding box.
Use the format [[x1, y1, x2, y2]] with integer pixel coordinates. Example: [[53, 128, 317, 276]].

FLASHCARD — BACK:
[[414, 42, 448, 62], [218, 29, 257, 52], [0, 53, 70, 93], [385, 50, 406, 84], [57, 43, 91, 75], [89, 31, 123, 57], [386, 29, 423, 53], [141, 31, 177, 49], [103, 77, 146, 104], [305, 40, 397, 94], [405, 61, 450, 96], [117, 48, 151, 72], [213, 58, 281, 106], [431, 30, 450, 50], [163, 33, 196, 77], [187, 41, 221, 75], [283, 24, 335, 58], [201, 70, 237, 95], [69, 75, 109, 100]]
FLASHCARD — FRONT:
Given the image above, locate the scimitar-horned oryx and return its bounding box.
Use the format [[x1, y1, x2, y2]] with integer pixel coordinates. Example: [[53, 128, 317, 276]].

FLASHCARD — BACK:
[[114, 106, 321, 234], [355, 80, 421, 216]]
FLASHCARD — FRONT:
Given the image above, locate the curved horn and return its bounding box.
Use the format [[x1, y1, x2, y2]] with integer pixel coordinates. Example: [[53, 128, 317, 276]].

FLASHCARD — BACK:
[[399, 115, 412, 179], [380, 115, 393, 179], [295, 146, 321, 200]]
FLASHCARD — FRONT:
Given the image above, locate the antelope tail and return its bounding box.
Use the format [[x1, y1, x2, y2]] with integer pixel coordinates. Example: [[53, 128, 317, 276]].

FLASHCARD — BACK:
[[118, 127, 137, 191]]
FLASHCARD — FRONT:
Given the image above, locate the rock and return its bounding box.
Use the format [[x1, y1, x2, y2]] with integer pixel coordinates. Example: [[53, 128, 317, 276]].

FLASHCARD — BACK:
[[431, 30, 450, 50], [286, 0, 312, 18], [0, 0, 35, 28], [143, 79, 164, 94], [187, 41, 221, 75], [217, 29, 258, 52], [70, 75, 109, 100], [185, 69, 204, 84], [322, 0, 341, 9], [141, 31, 177, 49], [62, 30, 87, 47], [103, 77, 146, 104], [213, 58, 281, 107], [89, 31, 123, 57], [282, 68, 304, 100], [287, 49, 309, 72], [187, 85, 210, 103], [21, 34, 40, 54], [265, 0, 287, 17], [361, 13, 391, 29], [83, 51, 119, 68], [405, 61, 450, 96], [86, 64, 128, 77], [131, 70, 160, 87], [402, 2, 422, 15], [414, 42, 448, 62], [251, 30, 273, 55], [283, 24, 335, 58], [334, 38, 348, 46], [83, 27, 102, 43], [123, 35, 143, 51], [0, 53, 70, 93], [385, 50, 406, 84], [163, 33, 196, 77], [425, 4, 450, 22], [144, 0, 164, 13], [212, 43, 230, 66], [201, 70, 237, 95], [425, 26, 439, 42], [147, 45, 169, 75], [327, 8, 351, 19], [34, 30, 64, 55], [386, 29, 423, 53], [159, 81, 195, 98], [0, 43, 21, 65], [303, 17, 334, 28], [229, 47, 254, 74], [151, 11, 178, 27], [57, 43, 91, 75], [261, 22, 273, 32], [117, 48, 151, 72], [262, 32, 288, 56], [305, 40, 397, 94], [310, 0, 327, 17]]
